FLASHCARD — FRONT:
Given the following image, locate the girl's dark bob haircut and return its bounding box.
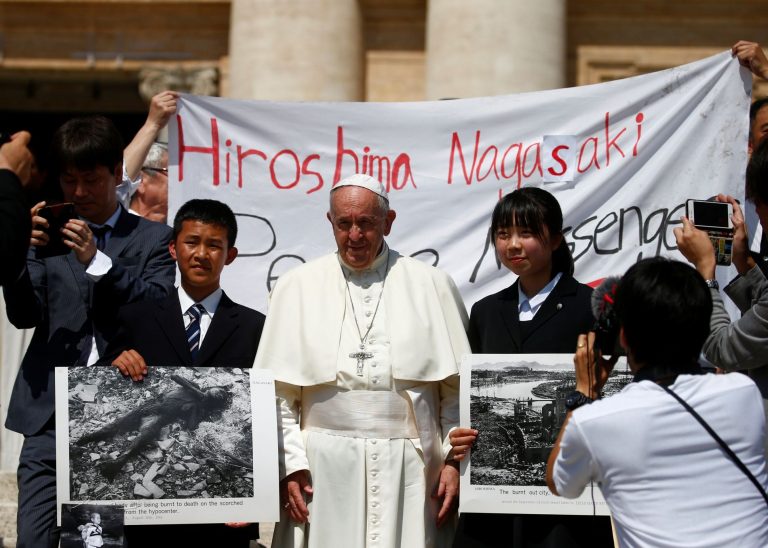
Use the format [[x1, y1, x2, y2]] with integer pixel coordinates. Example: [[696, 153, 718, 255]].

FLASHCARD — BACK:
[[490, 187, 574, 276]]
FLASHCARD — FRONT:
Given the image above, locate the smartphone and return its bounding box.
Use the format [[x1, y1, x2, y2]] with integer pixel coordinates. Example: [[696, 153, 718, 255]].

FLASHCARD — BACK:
[[685, 199, 733, 231], [35, 202, 75, 259], [685, 199, 733, 266]]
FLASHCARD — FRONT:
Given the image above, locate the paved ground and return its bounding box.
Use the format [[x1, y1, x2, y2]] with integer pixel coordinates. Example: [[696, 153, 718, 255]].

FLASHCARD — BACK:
[[255, 522, 274, 547]]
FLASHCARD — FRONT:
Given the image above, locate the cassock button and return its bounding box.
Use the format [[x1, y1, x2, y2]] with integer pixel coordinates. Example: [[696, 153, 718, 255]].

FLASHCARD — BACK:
[[365, 311, 372, 317], [371, 454, 378, 461], [364, 296, 372, 303], [556, 303, 563, 310], [371, 440, 377, 445]]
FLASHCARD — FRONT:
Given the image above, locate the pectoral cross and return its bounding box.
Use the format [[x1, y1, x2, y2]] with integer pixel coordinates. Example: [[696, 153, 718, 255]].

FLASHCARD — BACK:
[[350, 348, 374, 376]]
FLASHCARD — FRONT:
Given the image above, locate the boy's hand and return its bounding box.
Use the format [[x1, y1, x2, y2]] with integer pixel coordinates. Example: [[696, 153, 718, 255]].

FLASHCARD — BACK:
[[112, 349, 148, 381]]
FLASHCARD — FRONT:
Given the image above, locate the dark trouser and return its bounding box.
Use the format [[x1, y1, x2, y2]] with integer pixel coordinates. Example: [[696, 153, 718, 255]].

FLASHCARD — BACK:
[[17, 422, 59, 548], [453, 513, 614, 548], [125, 523, 258, 547]]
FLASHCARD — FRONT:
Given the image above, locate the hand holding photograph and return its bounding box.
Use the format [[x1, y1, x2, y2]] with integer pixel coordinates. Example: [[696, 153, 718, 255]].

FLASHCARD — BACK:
[[459, 354, 629, 515], [56, 366, 279, 526]]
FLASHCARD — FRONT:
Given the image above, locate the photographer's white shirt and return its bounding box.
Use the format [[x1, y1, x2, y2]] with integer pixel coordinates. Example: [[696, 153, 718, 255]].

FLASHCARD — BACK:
[[552, 373, 768, 548]]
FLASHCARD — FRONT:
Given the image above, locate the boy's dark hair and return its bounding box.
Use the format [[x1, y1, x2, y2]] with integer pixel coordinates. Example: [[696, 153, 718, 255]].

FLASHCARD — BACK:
[[491, 187, 574, 276], [615, 258, 711, 369], [173, 199, 238, 246], [52, 116, 123, 174], [747, 137, 768, 205]]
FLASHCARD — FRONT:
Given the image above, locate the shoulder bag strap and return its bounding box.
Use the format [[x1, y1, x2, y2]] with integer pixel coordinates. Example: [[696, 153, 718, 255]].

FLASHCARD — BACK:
[[660, 384, 768, 506]]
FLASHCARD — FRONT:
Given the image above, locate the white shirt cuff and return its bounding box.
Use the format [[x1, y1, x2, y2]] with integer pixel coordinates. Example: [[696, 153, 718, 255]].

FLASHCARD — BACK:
[[85, 250, 113, 280]]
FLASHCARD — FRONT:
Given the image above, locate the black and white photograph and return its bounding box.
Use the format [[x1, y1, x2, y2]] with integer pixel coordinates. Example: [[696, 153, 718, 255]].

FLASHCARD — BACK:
[[61, 503, 124, 548], [55, 366, 280, 526], [68, 366, 253, 500], [459, 354, 621, 515]]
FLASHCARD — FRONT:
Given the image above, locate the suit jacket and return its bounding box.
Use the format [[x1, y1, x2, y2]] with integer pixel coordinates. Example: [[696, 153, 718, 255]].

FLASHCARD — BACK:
[[468, 274, 594, 354], [103, 290, 265, 546], [704, 265, 768, 399], [458, 275, 611, 548], [0, 169, 31, 286], [101, 290, 265, 368], [3, 207, 175, 435]]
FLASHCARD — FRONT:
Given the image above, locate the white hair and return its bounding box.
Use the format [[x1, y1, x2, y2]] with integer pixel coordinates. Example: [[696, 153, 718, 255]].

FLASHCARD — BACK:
[[143, 142, 167, 170]]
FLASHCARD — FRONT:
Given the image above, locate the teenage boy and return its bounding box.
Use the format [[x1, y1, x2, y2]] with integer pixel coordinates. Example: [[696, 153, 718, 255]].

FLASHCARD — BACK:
[[100, 198, 265, 547], [3, 116, 176, 548]]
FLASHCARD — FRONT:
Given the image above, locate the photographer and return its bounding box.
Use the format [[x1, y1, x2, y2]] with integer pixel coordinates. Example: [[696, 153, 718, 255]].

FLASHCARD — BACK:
[[675, 140, 768, 449], [546, 258, 768, 547]]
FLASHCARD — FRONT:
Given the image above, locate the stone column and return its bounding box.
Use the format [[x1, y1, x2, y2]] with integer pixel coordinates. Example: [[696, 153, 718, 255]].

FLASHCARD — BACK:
[[425, 0, 565, 99], [227, 0, 364, 101]]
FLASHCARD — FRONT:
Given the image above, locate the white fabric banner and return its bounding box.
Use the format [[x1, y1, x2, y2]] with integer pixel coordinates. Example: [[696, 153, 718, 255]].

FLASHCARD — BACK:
[[168, 51, 751, 313]]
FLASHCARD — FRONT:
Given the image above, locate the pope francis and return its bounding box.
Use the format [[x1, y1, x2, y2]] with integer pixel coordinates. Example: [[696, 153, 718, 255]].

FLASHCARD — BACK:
[[255, 173, 471, 548]]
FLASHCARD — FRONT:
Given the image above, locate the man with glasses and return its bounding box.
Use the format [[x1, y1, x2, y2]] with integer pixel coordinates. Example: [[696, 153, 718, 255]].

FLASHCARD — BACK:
[[129, 142, 169, 223], [118, 90, 177, 217]]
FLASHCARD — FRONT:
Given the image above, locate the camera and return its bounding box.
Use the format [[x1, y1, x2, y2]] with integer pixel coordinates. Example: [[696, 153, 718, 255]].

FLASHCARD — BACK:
[[35, 203, 75, 259], [591, 276, 623, 356], [685, 199, 734, 266]]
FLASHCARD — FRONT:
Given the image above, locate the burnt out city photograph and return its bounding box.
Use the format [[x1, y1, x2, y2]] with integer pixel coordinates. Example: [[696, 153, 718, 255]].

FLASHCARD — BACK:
[[469, 357, 630, 487], [67, 366, 254, 501]]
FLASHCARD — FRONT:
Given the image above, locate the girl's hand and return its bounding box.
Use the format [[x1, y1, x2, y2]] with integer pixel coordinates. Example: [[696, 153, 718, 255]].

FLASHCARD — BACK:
[[449, 427, 478, 461]]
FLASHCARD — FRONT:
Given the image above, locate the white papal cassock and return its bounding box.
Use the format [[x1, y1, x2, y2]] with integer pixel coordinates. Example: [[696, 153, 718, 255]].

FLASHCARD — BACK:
[[255, 244, 470, 548]]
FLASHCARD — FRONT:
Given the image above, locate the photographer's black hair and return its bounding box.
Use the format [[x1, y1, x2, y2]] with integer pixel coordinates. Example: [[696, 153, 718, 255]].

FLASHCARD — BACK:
[[172, 199, 238, 247], [52, 116, 123, 174], [615, 258, 711, 370], [747, 138, 768, 205], [491, 187, 574, 276]]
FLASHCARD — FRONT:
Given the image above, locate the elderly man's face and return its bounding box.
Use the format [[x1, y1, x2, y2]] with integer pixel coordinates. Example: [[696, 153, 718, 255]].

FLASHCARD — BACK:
[[137, 151, 169, 223], [327, 186, 395, 270]]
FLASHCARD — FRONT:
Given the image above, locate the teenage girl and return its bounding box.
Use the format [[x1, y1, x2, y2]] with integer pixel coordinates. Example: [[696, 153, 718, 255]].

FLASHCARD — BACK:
[[450, 187, 613, 547]]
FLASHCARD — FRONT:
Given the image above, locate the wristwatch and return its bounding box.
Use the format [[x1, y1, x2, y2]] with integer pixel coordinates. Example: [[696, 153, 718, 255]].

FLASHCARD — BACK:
[[704, 279, 719, 290], [565, 391, 594, 411]]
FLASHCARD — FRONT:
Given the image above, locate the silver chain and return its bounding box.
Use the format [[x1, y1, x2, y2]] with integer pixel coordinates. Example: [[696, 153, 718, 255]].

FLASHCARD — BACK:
[[343, 250, 390, 350]]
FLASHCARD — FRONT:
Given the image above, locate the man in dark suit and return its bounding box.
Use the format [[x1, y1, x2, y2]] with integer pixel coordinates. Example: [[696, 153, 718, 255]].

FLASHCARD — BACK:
[[3, 116, 176, 548], [100, 198, 265, 547], [0, 130, 33, 286]]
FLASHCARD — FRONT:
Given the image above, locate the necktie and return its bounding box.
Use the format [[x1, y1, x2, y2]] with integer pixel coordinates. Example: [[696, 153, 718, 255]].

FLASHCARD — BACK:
[[90, 225, 111, 251], [186, 304, 205, 361]]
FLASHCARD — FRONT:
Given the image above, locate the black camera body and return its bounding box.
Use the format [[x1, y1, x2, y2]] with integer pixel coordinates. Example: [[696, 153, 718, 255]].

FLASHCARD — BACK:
[[591, 277, 623, 357]]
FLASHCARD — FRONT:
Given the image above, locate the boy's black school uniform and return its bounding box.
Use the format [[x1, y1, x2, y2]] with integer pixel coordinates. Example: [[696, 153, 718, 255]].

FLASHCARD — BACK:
[[100, 289, 266, 548]]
